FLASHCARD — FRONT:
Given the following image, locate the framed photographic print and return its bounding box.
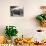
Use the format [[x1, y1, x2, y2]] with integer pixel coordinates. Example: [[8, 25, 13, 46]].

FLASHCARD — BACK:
[[10, 6, 24, 17]]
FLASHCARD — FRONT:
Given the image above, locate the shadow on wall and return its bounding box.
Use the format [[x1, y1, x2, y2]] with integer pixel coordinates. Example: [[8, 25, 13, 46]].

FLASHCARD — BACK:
[[30, 16, 40, 27]]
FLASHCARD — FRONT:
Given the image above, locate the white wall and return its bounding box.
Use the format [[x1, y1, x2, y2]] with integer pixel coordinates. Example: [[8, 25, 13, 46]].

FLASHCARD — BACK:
[[0, 0, 46, 38]]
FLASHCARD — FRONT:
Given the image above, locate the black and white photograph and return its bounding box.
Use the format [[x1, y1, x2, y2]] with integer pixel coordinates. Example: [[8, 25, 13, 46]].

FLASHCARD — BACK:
[[10, 6, 24, 17]]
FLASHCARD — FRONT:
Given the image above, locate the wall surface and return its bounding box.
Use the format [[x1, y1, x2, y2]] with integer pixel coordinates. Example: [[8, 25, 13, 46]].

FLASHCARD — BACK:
[[0, 0, 46, 41]]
